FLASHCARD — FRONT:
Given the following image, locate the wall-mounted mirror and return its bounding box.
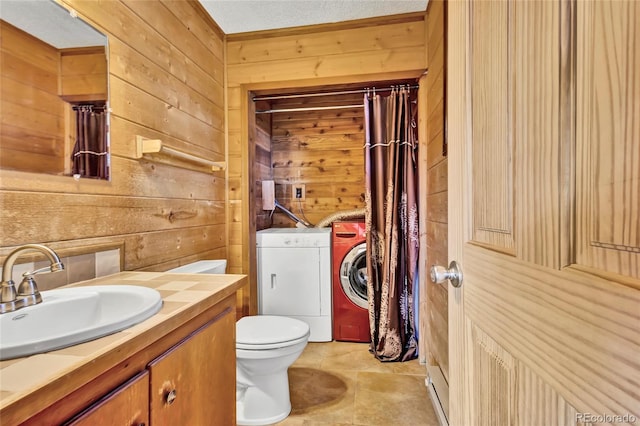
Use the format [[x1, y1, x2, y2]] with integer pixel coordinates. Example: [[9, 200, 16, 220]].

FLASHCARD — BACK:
[[0, 0, 110, 180]]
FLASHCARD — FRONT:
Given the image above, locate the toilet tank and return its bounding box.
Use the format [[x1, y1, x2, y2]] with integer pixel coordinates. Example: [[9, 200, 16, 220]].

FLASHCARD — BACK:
[[167, 260, 227, 274]]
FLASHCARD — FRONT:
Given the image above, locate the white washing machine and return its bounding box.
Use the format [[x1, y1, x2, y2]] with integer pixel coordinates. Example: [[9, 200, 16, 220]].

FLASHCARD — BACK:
[[256, 228, 332, 342]]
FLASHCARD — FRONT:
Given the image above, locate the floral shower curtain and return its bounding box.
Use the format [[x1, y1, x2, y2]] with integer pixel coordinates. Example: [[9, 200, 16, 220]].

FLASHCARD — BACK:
[[364, 86, 419, 362], [71, 105, 108, 179]]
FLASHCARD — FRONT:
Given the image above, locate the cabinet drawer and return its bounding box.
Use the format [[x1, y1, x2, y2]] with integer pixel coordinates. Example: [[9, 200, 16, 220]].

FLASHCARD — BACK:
[[65, 371, 149, 426]]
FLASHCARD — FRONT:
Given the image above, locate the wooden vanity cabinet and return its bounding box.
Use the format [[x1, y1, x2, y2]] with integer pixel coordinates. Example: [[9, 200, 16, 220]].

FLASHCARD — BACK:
[[17, 293, 237, 426], [65, 307, 236, 426]]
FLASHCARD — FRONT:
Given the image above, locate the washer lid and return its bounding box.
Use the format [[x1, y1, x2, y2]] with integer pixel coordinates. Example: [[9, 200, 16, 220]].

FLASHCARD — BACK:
[[236, 315, 310, 346]]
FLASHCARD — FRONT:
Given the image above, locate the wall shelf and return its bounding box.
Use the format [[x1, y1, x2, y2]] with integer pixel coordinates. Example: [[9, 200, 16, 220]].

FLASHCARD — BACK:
[[135, 136, 225, 172]]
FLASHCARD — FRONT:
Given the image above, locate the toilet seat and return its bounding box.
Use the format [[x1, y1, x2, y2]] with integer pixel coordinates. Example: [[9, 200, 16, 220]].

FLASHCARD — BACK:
[[237, 315, 310, 350]]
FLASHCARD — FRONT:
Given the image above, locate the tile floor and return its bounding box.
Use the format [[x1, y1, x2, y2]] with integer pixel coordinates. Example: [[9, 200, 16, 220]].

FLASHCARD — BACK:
[[275, 341, 440, 426]]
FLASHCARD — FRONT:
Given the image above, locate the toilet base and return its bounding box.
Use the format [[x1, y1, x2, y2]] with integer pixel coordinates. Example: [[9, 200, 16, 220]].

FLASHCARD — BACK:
[[236, 369, 292, 426], [237, 408, 290, 426]]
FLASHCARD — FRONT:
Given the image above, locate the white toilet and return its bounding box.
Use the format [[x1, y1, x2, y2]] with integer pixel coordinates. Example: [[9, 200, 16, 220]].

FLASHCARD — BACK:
[[236, 315, 310, 425]]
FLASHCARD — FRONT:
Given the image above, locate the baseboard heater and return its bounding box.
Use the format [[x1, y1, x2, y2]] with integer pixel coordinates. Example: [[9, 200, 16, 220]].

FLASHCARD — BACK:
[[426, 365, 449, 426]]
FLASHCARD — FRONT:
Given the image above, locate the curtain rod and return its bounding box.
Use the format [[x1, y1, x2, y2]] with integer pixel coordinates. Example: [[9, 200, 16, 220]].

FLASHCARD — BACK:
[[252, 84, 419, 102], [256, 104, 363, 114]]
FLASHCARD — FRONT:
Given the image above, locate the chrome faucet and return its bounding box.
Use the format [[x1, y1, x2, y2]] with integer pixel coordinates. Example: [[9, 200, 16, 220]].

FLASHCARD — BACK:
[[0, 244, 65, 314]]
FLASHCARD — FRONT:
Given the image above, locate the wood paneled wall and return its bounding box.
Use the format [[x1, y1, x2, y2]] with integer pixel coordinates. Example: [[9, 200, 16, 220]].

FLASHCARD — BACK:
[[423, 0, 448, 380], [0, 1, 227, 274], [59, 47, 108, 102], [226, 13, 427, 316], [0, 21, 66, 175], [270, 92, 365, 227]]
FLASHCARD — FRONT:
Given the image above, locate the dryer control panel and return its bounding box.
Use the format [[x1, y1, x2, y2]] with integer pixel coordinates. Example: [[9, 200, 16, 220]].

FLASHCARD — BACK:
[[256, 228, 331, 248]]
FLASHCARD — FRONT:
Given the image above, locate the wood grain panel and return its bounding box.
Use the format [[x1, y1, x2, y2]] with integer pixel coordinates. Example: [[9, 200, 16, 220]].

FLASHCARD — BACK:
[[2, 101, 63, 140], [465, 245, 640, 419], [253, 100, 273, 231], [0, 21, 59, 74], [67, 140, 223, 203], [65, 0, 224, 106], [446, 1, 473, 424], [426, 192, 448, 224], [424, 0, 447, 376], [0, 21, 65, 175], [471, 325, 516, 426], [123, 225, 226, 271], [426, 221, 448, 263], [470, 1, 515, 253], [108, 39, 223, 131], [0, 73, 61, 116], [59, 48, 107, 100], [148, 308, 235, 426], [228, 46, 426, 84], [272, 133, 363, 151], [426, 284, 449, 374], [272, 149, 363, 169], [159, 0, 224, 61], [122, 0, 222, 82], [110, 76, 221, 152], [517, 363, 578, 426], [426, 160, 447, 195], [269, 92, 365, 227], [227, 20, 425, 64], [66, 371, 149, 426], [514, 0, 561, 268], [576, 0, 640, 279], [0, 191, 224, 246], [273, 167, 365, 185]]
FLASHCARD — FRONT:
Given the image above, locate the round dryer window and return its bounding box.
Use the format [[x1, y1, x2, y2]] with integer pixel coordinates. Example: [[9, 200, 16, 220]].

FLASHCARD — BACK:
[[339, 242, 368, 309]]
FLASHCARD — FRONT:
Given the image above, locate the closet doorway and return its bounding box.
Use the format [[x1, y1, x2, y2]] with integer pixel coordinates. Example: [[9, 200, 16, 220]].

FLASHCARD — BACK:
[[242, 78, 438, 371]]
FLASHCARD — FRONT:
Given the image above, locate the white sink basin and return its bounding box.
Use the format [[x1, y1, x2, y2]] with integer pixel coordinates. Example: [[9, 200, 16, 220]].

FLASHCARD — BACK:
[[0, 285, 163, 360]]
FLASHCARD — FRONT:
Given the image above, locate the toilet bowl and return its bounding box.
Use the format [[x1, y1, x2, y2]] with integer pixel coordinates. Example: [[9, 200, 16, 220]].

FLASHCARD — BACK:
[[236, 315, 310, 426]]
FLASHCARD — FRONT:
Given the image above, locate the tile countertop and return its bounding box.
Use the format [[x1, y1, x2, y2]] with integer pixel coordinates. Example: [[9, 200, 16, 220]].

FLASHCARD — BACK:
[[0, 271, 246, 419]]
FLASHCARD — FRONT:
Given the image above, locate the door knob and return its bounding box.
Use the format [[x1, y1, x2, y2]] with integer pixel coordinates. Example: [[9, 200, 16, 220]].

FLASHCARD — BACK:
[[430, 261, 463, 288]]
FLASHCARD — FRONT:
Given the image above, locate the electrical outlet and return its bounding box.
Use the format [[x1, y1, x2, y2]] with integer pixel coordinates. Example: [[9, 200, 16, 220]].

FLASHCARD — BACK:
[[292, 184, 306, 201]]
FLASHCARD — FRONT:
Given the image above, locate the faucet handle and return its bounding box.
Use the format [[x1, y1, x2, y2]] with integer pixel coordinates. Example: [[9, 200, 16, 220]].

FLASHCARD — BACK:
[[23, 263, 64, 277], [1, 282, 17, 303], [17, 276, 42, 305]]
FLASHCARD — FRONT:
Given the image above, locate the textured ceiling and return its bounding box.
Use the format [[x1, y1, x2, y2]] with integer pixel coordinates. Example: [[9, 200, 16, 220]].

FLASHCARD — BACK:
[[0, 0, 107, 48], [199, 0, 428, 34], [0, 1, 427, 48]]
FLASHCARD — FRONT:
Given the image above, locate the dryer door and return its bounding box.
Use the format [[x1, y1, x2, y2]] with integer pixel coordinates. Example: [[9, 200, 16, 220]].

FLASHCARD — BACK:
[[258, 247, 322, 316], [339, 242, 368, 309]]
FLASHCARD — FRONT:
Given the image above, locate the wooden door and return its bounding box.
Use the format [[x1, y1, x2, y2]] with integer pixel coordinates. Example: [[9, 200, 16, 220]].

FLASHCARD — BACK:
[[447, 1, 639, 425], [148, 308, 236, 426]]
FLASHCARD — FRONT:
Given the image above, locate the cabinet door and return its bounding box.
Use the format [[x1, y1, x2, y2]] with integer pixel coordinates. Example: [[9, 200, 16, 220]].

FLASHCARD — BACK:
[[148, 308, 236, 426], [65, 371, 149, 426]]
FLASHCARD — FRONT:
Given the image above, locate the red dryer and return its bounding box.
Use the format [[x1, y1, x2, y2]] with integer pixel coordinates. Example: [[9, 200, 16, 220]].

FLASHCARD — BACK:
[[332, 221, 370, 342]]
